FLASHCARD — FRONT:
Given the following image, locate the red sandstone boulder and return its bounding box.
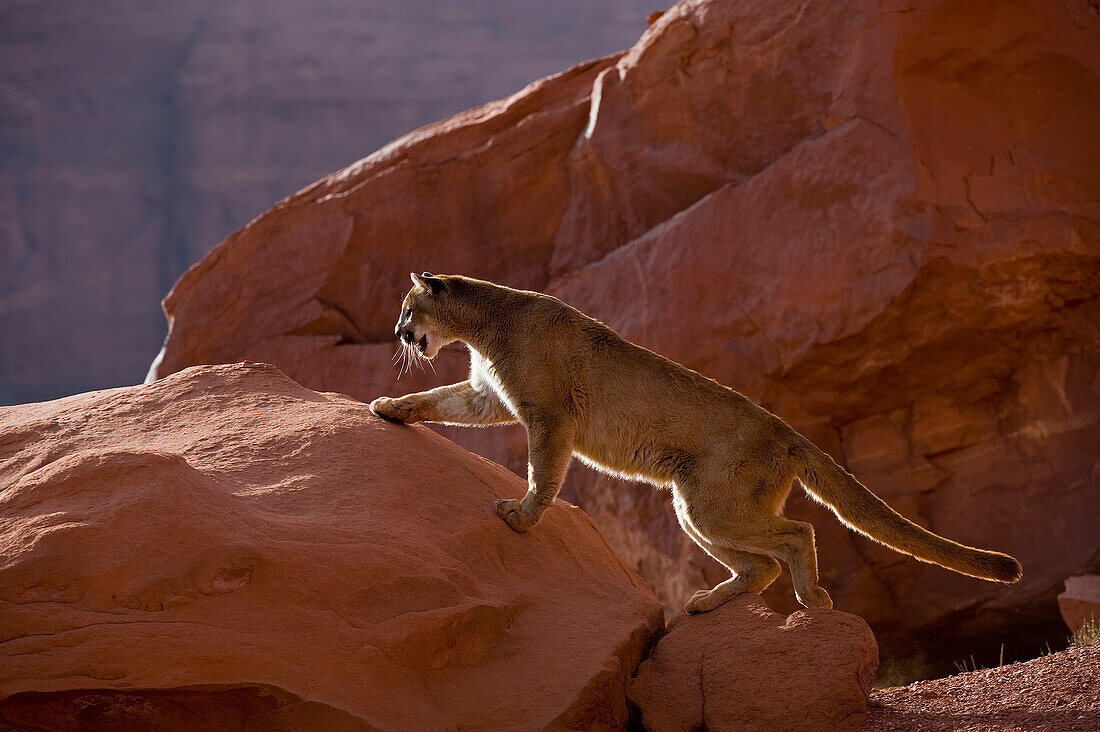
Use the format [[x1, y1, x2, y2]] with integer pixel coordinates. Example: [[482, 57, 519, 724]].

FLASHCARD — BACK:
[[627, 595, 878, 732], [149, 0, 1100, 675], [1059, 575, 1100, 637], [0, 363, 664, 730]]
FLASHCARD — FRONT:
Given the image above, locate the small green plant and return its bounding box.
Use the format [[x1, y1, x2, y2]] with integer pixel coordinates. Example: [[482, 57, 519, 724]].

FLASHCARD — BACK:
[[1071, 618, 1100, 646]]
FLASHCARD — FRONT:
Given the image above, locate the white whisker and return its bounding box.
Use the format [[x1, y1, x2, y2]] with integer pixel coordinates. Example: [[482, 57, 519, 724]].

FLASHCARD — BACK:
[[397, 342, 409, 380], [392, 333, 438, 378]]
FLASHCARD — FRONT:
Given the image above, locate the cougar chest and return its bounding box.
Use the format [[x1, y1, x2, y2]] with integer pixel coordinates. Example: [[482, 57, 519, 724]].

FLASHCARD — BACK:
[[469, 348, 519, 418]]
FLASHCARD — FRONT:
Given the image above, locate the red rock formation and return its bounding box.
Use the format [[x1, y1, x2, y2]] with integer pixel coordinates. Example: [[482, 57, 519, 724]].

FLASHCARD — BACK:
[[149, 0, 1100, 676], [1059, 575, 1100, 636], [627, 595, 878, 732], [0, 363, 664, 730]]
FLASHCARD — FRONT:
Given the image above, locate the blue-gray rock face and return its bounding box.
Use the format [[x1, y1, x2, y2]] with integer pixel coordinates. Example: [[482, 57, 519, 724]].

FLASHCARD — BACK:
[[0, 0, 657, 403]]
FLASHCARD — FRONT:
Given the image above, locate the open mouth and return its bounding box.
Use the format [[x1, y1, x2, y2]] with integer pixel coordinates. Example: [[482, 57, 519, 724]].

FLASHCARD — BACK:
[[416, 334, 428, 354]]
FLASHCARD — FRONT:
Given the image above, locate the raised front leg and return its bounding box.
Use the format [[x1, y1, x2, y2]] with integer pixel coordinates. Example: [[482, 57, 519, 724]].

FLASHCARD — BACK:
[[370, 381, 516, 426], [495, 412, 574, 533]]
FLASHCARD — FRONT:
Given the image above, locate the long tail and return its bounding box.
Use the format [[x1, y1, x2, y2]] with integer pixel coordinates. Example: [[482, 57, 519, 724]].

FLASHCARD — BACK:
[[795, 439, 1022, 583]]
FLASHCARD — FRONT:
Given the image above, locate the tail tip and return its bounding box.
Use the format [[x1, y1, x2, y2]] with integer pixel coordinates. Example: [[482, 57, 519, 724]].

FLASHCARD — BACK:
[[991, 554, 1023, 583]]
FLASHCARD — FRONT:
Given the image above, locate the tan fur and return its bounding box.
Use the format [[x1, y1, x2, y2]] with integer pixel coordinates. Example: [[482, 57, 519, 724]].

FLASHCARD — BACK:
[[371, 273, 1022, 612]]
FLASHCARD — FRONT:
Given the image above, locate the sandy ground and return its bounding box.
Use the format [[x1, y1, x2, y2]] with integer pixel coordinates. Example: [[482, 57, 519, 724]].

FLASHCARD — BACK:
[[864, 643, 1100, 731]]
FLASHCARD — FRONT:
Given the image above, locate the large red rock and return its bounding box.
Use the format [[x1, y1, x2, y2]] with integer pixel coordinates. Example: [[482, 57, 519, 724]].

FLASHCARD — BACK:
[[627, 595, 878, 732], [149, 0, 1100, 677], [1058, 574, 1100, 637], [0, 363, 664, 730]]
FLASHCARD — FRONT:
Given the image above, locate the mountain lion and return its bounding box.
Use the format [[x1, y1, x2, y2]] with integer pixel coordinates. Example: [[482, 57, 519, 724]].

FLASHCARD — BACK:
[[370, 273, 1022, 612]]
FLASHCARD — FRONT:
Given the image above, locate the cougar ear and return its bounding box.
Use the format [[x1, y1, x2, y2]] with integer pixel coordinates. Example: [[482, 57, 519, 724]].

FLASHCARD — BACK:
[[410, 272, 446, 295]]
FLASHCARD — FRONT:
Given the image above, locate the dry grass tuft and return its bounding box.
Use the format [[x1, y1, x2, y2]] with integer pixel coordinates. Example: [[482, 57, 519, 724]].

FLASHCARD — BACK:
[[1071, 618, 1100, 647]]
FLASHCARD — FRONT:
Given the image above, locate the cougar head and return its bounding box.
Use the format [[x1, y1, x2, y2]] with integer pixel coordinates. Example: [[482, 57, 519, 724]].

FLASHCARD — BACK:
[[394, 272, 456, 360]]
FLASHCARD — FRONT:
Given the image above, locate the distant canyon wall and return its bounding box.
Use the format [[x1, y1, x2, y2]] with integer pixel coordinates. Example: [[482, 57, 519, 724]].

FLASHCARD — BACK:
[[0, 0, 655, 403]]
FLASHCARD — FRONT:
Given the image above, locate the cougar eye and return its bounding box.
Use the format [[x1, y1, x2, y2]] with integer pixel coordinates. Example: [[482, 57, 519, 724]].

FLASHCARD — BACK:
[[402, 308, 411, 320]]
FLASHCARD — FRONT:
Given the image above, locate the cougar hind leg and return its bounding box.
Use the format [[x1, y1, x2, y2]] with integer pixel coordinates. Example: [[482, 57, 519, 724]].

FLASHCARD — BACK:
[[673, 494, 781, 613], [674, 485, 833, 610], [729, 513, 833, 609]]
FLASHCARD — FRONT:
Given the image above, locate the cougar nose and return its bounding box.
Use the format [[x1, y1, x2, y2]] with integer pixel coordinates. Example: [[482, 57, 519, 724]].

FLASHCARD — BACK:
[[401, 330, 414, 345]]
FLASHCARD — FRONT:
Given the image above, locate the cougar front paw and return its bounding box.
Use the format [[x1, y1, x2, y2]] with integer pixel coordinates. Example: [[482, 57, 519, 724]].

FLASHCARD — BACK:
[[494, 498, 538, 533], [370, 396, 417, 424]]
